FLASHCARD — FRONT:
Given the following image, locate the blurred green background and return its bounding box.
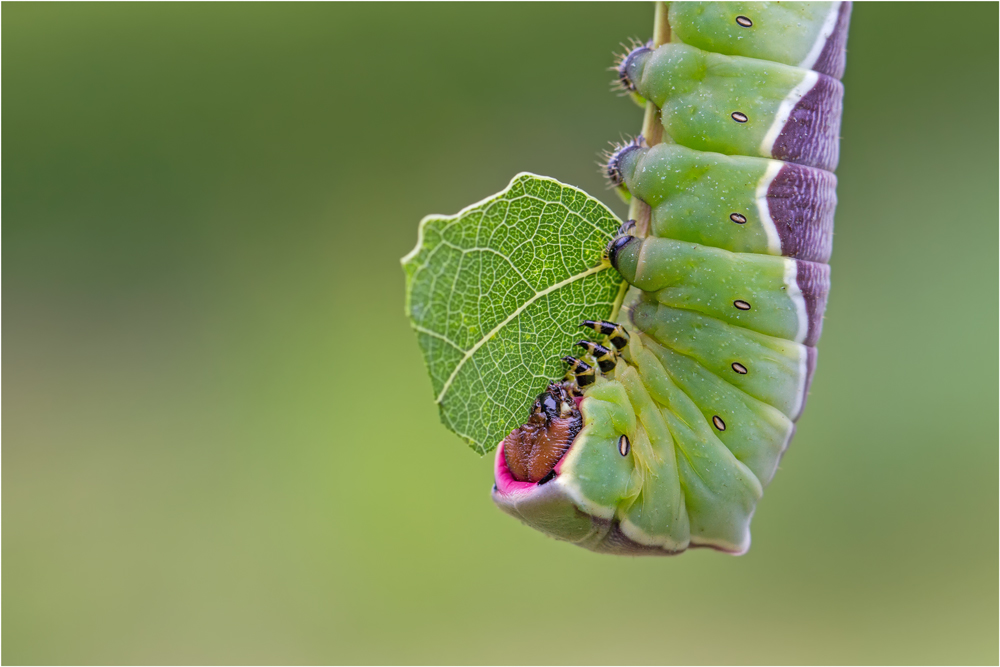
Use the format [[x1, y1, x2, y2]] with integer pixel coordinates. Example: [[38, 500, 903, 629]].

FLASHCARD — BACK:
[[4, 2, 997, 664]]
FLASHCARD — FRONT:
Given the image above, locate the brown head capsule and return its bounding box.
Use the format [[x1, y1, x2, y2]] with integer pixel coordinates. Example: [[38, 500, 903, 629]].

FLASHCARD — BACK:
[[502, 383, 582, 483]]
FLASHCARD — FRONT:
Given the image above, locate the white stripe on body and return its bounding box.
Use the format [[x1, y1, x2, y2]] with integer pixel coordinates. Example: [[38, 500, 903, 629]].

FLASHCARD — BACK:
[[755, 160, 784, 256], [797, 2, 843, 72], [784, 258, 809, 345], [760, 70, 820, 159]]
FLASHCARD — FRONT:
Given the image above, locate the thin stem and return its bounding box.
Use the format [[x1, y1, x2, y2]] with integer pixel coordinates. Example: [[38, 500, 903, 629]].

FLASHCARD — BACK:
[[651, 0, 671, 48], [627, 1, 670, 237]]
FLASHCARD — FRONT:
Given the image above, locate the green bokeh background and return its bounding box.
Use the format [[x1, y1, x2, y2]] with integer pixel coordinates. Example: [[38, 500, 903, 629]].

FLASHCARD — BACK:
[[4, 3, 997, 664]]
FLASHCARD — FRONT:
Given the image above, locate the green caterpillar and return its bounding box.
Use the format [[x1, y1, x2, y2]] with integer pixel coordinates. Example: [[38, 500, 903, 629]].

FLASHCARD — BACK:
[[492, 1, 851, 554]]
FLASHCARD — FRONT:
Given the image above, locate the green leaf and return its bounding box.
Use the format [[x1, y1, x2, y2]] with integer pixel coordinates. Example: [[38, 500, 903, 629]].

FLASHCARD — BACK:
[[402, 173, 628, 454]]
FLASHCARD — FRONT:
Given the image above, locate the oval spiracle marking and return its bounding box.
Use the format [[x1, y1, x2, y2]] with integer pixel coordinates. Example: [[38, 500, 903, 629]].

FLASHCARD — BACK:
[[734, 300, 751, 310], [731, 362, 748, 375], [730, 212, 747, 224], [735, 15, 753, 27], [618, 434, 631, 457], [731, 111, 748, 123], [712, 416, 727, 431]]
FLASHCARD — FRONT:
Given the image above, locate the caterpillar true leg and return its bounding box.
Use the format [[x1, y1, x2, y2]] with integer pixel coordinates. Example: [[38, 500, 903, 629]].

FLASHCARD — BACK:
[[580, 319, 630, 351], [576, 340, 617, 373], [562, 356, 596, 388]]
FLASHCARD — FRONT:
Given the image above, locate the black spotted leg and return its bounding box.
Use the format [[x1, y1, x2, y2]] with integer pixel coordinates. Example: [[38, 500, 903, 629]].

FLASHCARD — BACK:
[[561, 319, 632, 392], [580, 319, 630, 351], [562, 356, 596, 388], [576, 340, 617, 373]]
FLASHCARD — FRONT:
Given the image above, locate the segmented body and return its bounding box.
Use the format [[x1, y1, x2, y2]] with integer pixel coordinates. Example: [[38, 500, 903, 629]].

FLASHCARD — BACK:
[[493, 2, 851, 555]]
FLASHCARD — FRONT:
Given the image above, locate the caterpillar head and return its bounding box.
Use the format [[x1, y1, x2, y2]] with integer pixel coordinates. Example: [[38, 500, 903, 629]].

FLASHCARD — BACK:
[[501, 382, 582, 485], [492, 377, 683, 556]]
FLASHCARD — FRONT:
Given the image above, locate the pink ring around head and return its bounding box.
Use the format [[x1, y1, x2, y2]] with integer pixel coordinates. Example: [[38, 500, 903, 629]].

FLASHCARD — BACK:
[[493, 443, 538, 495]]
